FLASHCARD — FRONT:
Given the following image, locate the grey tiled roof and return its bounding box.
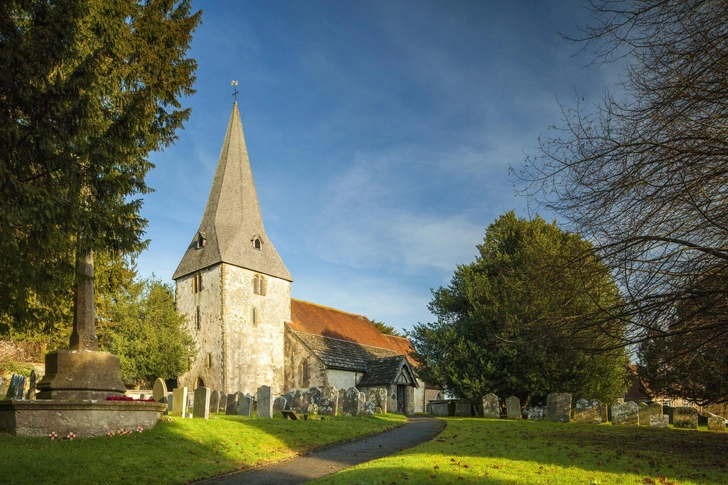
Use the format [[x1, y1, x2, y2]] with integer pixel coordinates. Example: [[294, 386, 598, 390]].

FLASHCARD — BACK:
[[173, 102, 292, 281], [357, 355, 413, 387], [292, 331, 399, 372]]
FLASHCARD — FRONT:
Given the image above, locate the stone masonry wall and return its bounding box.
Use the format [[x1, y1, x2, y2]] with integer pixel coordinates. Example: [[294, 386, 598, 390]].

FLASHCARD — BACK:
[[223, 264, 290, 396], [176, 264, 224, 392], [283, 329, 326, 391]]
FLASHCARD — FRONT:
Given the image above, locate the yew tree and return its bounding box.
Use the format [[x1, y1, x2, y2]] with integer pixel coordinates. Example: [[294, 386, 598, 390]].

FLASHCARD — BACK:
[[0, 0, 200, 334], [409, 212, 629, 406]]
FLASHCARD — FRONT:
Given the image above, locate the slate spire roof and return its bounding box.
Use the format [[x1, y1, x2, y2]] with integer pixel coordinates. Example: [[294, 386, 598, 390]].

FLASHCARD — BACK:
[[173, 102, 293, 281]]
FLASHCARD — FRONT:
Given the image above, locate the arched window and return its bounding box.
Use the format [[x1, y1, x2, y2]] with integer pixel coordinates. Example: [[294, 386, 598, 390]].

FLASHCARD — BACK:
[[194, 377, 205, 390], [253, 274, 267, 296], [300, 359, 310, 388], [195, 306, 201, 330], [251, 307, 258, 326], [205, 353, 212, 368]]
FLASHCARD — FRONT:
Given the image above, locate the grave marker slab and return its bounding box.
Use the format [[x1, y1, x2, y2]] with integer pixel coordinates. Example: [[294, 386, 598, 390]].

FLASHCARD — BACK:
[[257, 385, 273, 418], [319, 385, 339, 416], [707, 413, 726, 432], [506, 396, 521, 420], [673, 407, 698, 429], [209, 390, 220, 415], [612, 401, 639, 426], [152, 378, 168, 402], [524, 406, 543, 421], [638, 403, 662, 426], [237, 394, 253, 416], [650, 415, 669, 428], [342, 387, 360, 416], [574, 399, 602, 424], [482, 393, 500, 419], [218, 393, 227, 413], [273, 396, 288, 415], [282, 410, 300, 420], [172, 387, 188, 418], [545, 393, 572, 423], [454, 401, 472, 417], [193, 387, 211, 419]]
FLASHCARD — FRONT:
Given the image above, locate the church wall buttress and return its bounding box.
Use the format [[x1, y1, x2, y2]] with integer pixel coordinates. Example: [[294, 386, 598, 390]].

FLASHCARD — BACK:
[[175, 264, 224, 392], [223, 264, 289, 396], [283, 329, 326, 391]]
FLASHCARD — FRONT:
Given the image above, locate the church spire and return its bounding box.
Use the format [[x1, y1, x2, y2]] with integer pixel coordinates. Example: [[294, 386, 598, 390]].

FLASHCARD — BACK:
[[173, 102, 293, 281]]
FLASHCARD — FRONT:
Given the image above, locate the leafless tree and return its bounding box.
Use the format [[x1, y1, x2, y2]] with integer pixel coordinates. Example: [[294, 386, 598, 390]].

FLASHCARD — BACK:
[[517, 0, 728, 403]]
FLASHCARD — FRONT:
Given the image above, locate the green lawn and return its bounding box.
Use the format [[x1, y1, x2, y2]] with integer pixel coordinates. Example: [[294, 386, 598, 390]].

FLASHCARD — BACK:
[[313, 418, 728, 485], [0, 413, 406, 485]]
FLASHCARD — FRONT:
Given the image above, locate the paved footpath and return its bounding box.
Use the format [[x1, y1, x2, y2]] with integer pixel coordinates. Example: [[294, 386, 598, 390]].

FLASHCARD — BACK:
[[198, 415, 445, 485]]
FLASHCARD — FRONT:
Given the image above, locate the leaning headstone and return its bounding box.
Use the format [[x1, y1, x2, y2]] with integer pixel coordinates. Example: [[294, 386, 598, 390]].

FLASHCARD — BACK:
[[218, 393, 228, 413], [26, 370, 37, 400], [673, 407, 699, 429], [257, 385, 273, 418], [707, 413, 726, 432], [506, 396, 522, 420], [650, 415, 669, 428], [524, 406, 544, 421], [226, 392, 241, 415], [455, 401, 472, 417], [172, 387, 189, 418], [273, 396, 288, 415], [238, 394, 253, 416], [5, 374, 26, 400], [638, 402, 662, 426], [482, 393, 500, 419], [209, 390, 220, 415], [545, 393, 572, 423], [193, 386, 211, 419], [153, 378, 168, 402], [342, 387, 360, 416], [319, 385, 339, 416], [611, 401, 639, 426], [574, 399, 602, 424]]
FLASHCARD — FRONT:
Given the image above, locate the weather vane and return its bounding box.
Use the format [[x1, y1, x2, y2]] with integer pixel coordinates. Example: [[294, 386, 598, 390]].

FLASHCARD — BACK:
[[231, 80, 239, 101]]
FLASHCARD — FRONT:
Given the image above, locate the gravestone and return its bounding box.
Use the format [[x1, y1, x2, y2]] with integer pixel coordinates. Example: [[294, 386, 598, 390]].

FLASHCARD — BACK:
[[673, 407, 698, 429], [338, 388, 346, 413], [455, 401, 472, 417], [319, 385, 338, 416], [368, 388, 387, 414], [638, 402, 662, 426], [273, 396, 288, 414], [308, 387, 322, 409], [611, 401, 639, 426], [506, 396, 521, 420], [524, 406, 544, 421], [152, 378, 168, 402], [545, 393, 572, 423], [342, 387, 360, 416], [430, 401, 450, 417], [193, 387, 211, 419], [218, 393, 227, 413], [292, 390, 306, 413], [165, 392, 173, 414], [574, 399, 602, 424], [237, 394, 253, 416], [601, 404, 609, 423], [257, 385, 273, 418], [172, 387, 188, 418], [26, 370, 37, 400], [358, 391, 367, 415], [209, 390, 220, 415], [482, 393, 500, 419], [5, 374, 26, 400], [707, 413, 726, 432], [650, 415, 669, 428]]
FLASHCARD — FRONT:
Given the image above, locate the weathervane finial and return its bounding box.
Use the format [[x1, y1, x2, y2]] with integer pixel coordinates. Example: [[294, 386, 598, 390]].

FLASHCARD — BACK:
[[231, 80, 239, 102]]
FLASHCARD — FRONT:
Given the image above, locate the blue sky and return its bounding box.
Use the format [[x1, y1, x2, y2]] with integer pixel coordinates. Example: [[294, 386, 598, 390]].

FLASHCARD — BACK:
[[138, 1, 620, 333]]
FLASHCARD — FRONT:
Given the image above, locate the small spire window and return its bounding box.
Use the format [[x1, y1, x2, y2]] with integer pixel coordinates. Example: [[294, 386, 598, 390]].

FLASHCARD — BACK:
[[196, 231, 207, 249], [251, 234, 263, 250]]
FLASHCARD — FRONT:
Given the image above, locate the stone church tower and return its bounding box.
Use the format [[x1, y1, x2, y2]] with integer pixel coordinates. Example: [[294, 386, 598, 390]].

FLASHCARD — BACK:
[[173, 102, 293, 396]]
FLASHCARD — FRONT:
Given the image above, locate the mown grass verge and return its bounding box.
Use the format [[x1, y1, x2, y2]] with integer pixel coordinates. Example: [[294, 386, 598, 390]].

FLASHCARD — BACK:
[[0, 412, 406, 485], [313, 417, 728, 485]]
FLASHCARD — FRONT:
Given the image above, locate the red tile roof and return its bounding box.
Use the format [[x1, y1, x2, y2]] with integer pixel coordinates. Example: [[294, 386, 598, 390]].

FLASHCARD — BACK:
[[289, 299, 411, 356]]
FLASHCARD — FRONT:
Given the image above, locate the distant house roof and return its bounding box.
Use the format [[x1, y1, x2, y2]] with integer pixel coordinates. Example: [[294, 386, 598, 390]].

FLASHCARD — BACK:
[[357, 356, 419, 388]]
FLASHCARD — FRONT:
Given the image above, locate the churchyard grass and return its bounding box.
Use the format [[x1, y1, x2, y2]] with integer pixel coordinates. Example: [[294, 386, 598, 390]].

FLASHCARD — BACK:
[[313, 417, 728, 484], [0, 412, 406, 485]]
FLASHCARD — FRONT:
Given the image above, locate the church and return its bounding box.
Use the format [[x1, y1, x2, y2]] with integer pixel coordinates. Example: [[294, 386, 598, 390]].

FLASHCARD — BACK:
[[172, 102, 439, 414]]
